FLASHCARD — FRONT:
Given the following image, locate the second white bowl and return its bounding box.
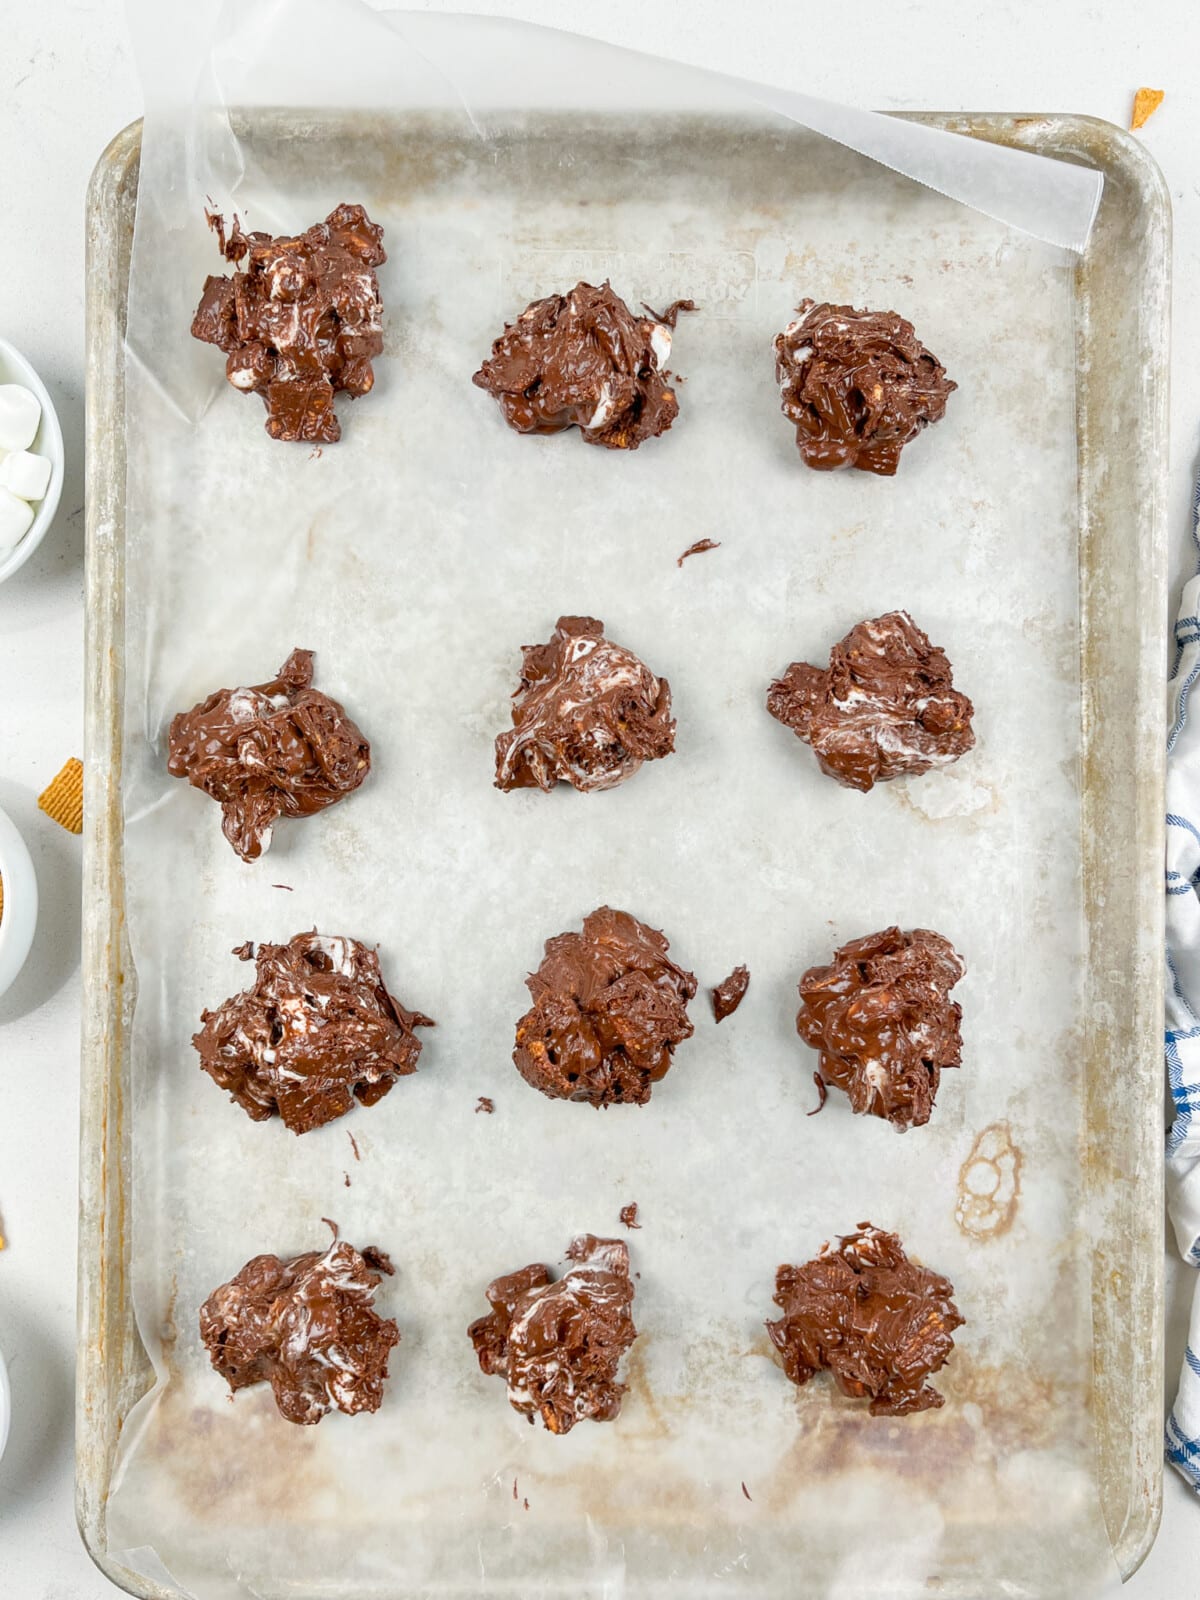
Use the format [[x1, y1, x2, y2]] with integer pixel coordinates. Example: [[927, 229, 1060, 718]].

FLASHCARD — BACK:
[[0, 1347, 10, 1465], [0, 804, 38, 999], [0, 336, 65, 585]]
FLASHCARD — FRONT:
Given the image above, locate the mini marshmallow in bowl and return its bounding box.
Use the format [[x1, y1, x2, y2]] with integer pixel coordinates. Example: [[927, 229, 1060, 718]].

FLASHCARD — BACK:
[[0, 338, 64, 584], [0, 383, 41, 448], [2, 450, 52, 502]]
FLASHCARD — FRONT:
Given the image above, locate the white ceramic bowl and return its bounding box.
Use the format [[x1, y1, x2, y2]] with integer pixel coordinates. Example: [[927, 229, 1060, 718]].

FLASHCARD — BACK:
[[0, 805, 38, 999], [0, 336, 65, 585], [0, 1347, 9, 1465]]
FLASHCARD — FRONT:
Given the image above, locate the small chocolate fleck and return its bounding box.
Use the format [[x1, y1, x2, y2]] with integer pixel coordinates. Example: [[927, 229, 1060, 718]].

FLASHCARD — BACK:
[[348, 1131, 361, 1161], [642, 297, 698, 329], [361, 1246, 394, 1276], [343, 1172, 351, 1188], [271, 884, 294, 891], [677, 537, 721, 568], [476, 1096, 495, 1115], [619, 1203, 641, 1230], [742, 1481, 752, 1501], [203, 205, 226, 253], [807, 1073, 828, 1116], [711, 964, 750, 1023]]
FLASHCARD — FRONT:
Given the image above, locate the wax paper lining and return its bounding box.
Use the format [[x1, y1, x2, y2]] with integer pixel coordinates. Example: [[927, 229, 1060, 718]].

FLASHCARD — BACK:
[[108, 4, 1118, 1594]]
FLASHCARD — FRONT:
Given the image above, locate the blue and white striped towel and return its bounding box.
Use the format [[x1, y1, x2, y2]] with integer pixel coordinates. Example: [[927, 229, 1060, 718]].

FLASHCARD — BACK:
[[1165, 480, 1200, 1490]]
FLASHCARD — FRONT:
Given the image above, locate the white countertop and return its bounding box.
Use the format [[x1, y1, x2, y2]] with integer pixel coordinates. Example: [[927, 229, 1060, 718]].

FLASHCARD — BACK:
[[0, 1, 1195, 1594]]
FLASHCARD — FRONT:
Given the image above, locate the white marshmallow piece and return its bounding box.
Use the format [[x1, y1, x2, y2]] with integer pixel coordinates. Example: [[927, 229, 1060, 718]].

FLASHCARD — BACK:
[[0, 385, 41, 453], [0, 450, 51, 502], [0, 488, 35, 553]]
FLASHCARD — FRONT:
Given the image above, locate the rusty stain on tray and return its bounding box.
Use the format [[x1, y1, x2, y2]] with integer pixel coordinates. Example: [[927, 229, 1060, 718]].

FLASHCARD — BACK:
[[750, 1352, 1082, 1513], [143, 1386, 332, 1523], [956, 1122, 1022, 1239]]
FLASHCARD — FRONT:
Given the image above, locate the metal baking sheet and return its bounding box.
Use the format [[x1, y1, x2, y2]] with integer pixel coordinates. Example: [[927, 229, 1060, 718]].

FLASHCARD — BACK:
[[80, 111, 1168, 1598]]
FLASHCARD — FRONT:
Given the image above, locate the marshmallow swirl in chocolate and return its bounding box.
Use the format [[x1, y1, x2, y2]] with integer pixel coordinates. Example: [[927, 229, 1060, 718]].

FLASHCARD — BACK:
[[495, 615, 675, 794], [767, 611, 974, 792], [191, 204, 386, 443], [194, 931, 433, 1135], [468, 1234, 637, 1434], [167, 647, 370, 861], [200, 1236, 399, 1425]]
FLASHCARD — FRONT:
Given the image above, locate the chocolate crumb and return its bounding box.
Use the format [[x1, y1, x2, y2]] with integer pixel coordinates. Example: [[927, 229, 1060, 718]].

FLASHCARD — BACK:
[[203, 205, 228, 255], [742, 1481, 752, 1501], [512, 1478, 518, 1501], [711, 964, 750, 1022], [677, 538, 721, 568], [271, 884, 294, 891], [361, 1246, 394, 1276], [523, 1498, 530, 1511], [619, 1203, 641, 1230], [343, 1172, 351, 1187], [807, 1073, 828, 1116], [476, 1096, 495, 1115], [348, 1131, 361, 1161]]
